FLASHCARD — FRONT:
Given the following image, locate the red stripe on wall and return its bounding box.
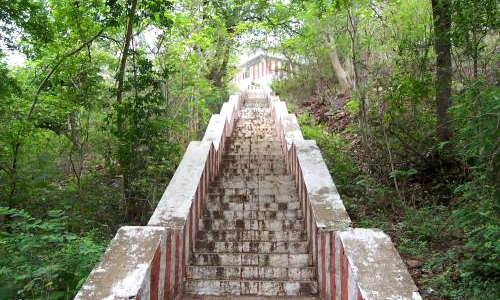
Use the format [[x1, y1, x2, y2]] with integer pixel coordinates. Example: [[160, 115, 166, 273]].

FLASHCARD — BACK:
[[173, 231, 179, 297], [357, 288, 364, 300], [315, 224, 319, 267], [341, 242, 348, 300], [304, 190, 308, 232], [164, 230, 172, 300], [182, 223, 187, 279], [309, 204, 313, 254], [195, 188, 199, 233], [150, 243, 161, 300], [330, 232, 336, 300], [321, 232, 326, 298], [189, 207, 193, 253]]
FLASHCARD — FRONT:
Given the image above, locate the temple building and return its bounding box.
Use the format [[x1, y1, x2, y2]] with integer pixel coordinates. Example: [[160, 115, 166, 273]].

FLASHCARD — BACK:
[[233, 54, 296, 86]]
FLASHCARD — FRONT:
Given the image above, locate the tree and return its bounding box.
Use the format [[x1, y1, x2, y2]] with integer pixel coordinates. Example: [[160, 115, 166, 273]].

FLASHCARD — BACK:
[[432, 0, 453, 142]]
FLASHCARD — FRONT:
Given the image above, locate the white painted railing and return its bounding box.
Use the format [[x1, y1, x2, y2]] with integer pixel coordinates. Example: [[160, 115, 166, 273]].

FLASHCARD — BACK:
[[75, 94, 243, 300]]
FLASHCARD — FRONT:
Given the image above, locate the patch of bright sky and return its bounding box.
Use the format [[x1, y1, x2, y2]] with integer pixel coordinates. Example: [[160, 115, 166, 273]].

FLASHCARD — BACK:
[[4, 50, 26, 66]]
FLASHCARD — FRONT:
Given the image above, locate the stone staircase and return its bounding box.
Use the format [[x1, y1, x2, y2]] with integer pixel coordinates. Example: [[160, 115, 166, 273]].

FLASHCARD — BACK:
[[185, 91, 318, 298], [76, 88, 422, 300]]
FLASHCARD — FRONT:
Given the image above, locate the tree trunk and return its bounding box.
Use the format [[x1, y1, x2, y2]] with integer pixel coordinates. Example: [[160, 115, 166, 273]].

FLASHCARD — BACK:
[[116, 0, 137, 133], [207, 39, 231, 88], [432, 0, 453, 142], [328, 50, 352, 93], [115, 0, 138, 221]]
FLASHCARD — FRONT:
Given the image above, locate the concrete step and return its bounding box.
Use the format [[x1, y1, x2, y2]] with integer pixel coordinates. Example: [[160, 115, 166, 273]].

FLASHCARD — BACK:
[[228, 139, 282, 143], [188, 266, 316, 281], [221, 167, 287, 176], [191, 253, 312, 267], [202, 210, 303, 221], [234, 119, 274, 123], [220, 169, 287, 175], [211, 180, 295, 189], [223, 152, 283, 157], [231, 128, 275, 132], [216, 174, 292, 182], [232, 133, 277, 137], [221, 155, 284, 161], [224, 145, 281, 152], [208, 187, 298, 196], [186, 279, 318, 296], [236, 120, 272, 123], [199, 219, 305, 231], [204, 201, 302, 212], [234, 126, 275, 131], [195, 240, 308, 253], [220, 162, 286, 169], [226, 140, 280, 145], [181, 296, 318, 300], [196, 229, 306, 242], [207, 194, 299, 204], [238, 112, 271, 115], [224, 144, 281, 149]]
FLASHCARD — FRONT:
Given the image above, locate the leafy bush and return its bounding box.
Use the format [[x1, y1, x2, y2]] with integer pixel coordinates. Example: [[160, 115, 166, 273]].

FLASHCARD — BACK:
[[0, 207, 105, 300], [298, 112, 356, 189]]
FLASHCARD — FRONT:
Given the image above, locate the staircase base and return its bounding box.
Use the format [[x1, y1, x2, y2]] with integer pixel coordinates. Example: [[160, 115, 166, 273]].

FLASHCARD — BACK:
[[181, 297, 319, 300]]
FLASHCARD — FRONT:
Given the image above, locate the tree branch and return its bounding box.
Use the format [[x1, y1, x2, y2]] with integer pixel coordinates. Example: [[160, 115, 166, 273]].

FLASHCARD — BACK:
[[27, 27, 106, 120]]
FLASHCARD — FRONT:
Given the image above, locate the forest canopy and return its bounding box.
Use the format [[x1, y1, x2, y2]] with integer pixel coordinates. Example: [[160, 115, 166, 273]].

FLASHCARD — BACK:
[[0, 0, 498, 299]]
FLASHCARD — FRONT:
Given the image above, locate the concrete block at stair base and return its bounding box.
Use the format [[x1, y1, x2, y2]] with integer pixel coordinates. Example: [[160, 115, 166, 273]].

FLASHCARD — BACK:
[[295, 140, 351, 230], [75, 226, 164, 300], [203, 115, 227, 150], [282, 114, 303, 149], [148, 141, 211, 227], [339, 228, 422, 300]]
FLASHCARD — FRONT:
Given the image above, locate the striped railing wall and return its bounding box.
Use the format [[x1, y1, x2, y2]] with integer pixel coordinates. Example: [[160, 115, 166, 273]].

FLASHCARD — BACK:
[[75, 93, 243, 300], [260, 87, 423, 300]]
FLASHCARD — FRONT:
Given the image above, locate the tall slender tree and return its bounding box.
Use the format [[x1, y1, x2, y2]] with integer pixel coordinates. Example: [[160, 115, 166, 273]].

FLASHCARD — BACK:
[[432, 0, 453, 142]]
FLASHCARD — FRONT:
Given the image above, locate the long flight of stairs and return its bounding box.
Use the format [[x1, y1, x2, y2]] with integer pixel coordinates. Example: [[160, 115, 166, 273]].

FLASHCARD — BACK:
[[185, 91, 318, 298]]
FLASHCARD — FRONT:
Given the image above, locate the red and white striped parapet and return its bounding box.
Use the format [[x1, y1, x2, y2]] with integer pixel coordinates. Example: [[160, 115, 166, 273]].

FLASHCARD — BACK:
[[262, 87, 422, 300], [75, 94, 242, 300], [318, 229, 423, 300], [74, 226, 166, 300]]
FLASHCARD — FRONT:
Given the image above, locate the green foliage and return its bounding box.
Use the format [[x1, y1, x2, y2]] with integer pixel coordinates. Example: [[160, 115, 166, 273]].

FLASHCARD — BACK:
[[271, 0, 498, 298], [0, 0, 241, 297], [297, 112, 356, 191], [0, 207, 105, 300]]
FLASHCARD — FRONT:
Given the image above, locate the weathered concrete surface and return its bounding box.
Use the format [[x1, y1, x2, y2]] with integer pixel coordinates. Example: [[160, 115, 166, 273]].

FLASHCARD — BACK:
[[203, 115, 226, 150], [295, 140, 351, 230], [281, 114, 303, 149], [271, 101, 288, 125], [339, 228, 423, 300], [187, 90, 318, 298], [181, 296, 318, 300], [148, 141, 211, 227], [75, 226, 164, 300], [77, 93, 243, 300]]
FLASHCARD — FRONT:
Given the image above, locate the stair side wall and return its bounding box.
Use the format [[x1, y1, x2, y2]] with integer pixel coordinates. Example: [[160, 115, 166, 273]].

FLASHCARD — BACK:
[[261, 87, 422, 300], [74, 94, 243, 300]]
